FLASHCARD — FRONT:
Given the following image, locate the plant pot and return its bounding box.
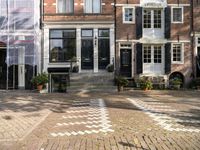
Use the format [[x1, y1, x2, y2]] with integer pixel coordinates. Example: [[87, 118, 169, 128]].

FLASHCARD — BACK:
[[37, 85, 43, 91], [118, 85, 123, 92], [173, 84, 180, 90], [196, 86, 200, 90]]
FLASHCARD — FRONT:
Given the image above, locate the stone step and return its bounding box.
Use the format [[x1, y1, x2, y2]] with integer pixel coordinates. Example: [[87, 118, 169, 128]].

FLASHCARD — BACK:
[[68, 72, 115, 91]]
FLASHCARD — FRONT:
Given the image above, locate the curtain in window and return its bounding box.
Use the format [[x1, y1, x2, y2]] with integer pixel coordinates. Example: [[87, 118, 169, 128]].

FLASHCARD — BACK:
[[93, 0, 101, 13], [85, 0, 92, 13], [57, 0, 64, 13], [66, 0, 73, 13]]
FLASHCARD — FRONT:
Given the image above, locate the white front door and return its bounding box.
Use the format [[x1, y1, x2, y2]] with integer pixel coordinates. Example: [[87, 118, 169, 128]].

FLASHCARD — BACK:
[[143, 45, 164, 75]]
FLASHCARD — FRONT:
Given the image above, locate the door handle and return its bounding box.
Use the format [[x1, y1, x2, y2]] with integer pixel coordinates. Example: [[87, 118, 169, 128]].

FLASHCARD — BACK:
[[21, 66, 23, 74]]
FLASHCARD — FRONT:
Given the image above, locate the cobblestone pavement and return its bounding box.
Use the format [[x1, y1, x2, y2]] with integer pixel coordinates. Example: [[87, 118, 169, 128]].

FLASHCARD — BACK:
[[0, 90, 200, 150]]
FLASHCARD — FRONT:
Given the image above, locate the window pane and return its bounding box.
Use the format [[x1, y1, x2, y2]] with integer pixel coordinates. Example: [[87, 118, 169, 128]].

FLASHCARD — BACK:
[[66, 0, 74, 13], [198, 38, 200, 44], [50, 30, 62, 38], [143, 46, 151, 63], [125, 8, 133, 22], [57, 0, 66, 13], [173, 8, 182, 22], [93, 0, 101, 13], [154, 10, 161, 28], [143, 10, 151, 28], [98, 29, 109, 37], [81, 29, 93, 37], [63, 30, 76, 38], [154, 46, 162, 63], [173, 44, 182, 62], [50, 29, 76, 62], [85, 0, 92, 13]]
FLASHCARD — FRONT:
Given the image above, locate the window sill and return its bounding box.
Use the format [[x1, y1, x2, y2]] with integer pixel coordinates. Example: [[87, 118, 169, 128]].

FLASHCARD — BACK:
[[171, 22, 184, 24], [123, 21, 135, 24], [172, 62, 184, 65]]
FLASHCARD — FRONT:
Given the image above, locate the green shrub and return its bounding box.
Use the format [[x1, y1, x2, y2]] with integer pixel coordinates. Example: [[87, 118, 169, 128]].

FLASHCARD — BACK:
[[116, 76, 128, 87], [139, 77, 153, 90], [31, 73, 49, 86], [169, 78, 182, 86], [106, 64, 114, 72]]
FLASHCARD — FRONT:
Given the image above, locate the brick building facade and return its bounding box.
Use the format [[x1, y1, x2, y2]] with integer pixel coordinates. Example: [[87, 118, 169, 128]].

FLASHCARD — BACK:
[[41, 0, 199, 92], [42, 0, 115, 92], [193, 0, 200, 77], [115, 0, 193, 86]]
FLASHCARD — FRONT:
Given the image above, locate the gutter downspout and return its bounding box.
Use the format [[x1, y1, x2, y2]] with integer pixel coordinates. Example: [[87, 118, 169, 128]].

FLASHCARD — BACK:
[[40, 0, 44, 73], [190, 0, 195, 78], [114, 0, 117, 76]]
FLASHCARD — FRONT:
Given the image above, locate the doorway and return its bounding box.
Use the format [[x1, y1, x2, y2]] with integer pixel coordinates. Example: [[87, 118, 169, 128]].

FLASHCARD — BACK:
[[0, 49, 7, 89], [120, 49, 132, 77], [81, 29, 94, 70], [197, 47, 200, 77]]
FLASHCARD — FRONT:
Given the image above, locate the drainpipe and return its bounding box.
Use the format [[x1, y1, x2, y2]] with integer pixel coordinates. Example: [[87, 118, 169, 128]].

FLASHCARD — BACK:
[[190, 0, 195, 78], [40, 0, 44, 73], [114, 0, 117, 76]]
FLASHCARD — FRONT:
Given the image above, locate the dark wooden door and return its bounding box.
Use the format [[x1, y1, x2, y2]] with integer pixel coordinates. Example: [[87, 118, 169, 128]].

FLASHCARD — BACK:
[[81, 39, 93, 69], [0, 49, 7, 89], [120, 49, 132, 77], [197, 47, 200, 77]]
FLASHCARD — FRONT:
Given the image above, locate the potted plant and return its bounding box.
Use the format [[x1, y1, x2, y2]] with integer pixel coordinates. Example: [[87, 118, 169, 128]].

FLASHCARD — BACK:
[[139, 77, 153, 91], [31, 73, 49, 91], [169, 78, 182, 90], [115, 76, 128, 92], [72, 64, 79, 73], [106, 64, 114, 72]]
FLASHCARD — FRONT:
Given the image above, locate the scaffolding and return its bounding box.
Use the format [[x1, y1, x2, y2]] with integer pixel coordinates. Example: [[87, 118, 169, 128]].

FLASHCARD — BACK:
[[0, 0, 40, 89]]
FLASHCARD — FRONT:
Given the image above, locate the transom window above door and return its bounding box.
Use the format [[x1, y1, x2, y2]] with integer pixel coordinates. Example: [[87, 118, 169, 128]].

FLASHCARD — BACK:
[[172, 7, 183, 23], [84, 0, 101, 13], [57, 0, 74, 13], [143, 9, 162, 29]]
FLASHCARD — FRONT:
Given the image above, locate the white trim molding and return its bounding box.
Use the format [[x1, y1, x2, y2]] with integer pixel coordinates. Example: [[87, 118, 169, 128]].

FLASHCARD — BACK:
[[171, 6, 184, 24], [122, 7, 135, 24], [171, 43, 184, 64]]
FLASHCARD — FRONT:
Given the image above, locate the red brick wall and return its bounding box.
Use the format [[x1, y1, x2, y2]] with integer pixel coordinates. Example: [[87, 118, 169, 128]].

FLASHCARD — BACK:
[[170, 6, 190, 41], [193, 2, 200, 32], [43, 0, 114, 22]]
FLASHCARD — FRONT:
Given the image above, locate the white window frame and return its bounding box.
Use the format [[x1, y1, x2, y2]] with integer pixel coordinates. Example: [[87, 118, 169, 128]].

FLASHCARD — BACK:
[[84, 0, 102, 14], [171, 43, 184, 64], [122, 7, 135, 24], [142, 45, 165, 75], [143, 9, 163, 29], [56, 0, 74, 13], [171, 7, 184, 24]]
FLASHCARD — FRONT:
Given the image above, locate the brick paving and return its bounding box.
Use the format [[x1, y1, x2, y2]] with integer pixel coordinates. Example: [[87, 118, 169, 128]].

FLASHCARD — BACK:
[[0, 90, 199, 149]]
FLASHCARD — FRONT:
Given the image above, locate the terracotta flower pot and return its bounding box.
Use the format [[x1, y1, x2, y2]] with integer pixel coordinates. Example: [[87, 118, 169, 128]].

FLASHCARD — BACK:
[[37, 85, 43, 91], [118, 86, 123, 92]]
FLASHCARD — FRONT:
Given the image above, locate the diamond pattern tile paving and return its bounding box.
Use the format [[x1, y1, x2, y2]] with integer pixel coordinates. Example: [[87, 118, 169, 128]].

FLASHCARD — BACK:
[[50, 98, 114, 137], [128, 97, 200, 133]]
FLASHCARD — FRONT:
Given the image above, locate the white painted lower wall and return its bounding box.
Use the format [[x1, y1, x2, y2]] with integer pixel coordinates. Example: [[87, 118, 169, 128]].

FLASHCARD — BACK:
[[43, 23, 115, 74]]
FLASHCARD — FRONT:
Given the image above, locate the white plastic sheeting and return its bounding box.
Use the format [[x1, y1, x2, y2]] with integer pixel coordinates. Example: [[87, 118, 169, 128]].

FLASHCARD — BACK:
[[0, 0, 40, 89], [0, 0, 40, 66]]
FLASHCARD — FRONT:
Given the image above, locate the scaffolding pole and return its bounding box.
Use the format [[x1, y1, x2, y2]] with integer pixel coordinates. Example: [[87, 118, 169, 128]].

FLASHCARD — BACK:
[[6, 0, 9, 90]]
